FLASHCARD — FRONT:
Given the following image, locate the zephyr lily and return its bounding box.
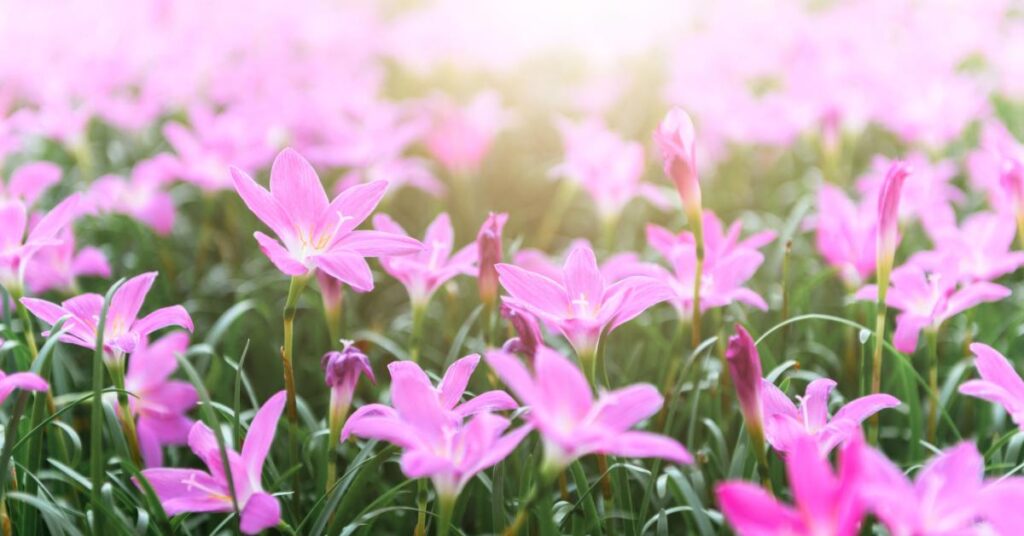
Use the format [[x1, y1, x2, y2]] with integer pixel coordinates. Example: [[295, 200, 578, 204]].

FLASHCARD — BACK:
[[761, 378, 900, 455], [495, 244, 672, 365], [110, 332, 196, 467], [716, 434, 865, 536], [978, 478, 1024, 534], [140, 391, 286, 535], [959, 343, 1024, 428], [912, 211, 1024, 284], [653, 107, 701, 219], [476, 212, 506, 309], [25, 227, 110, 294], [857, 441, 985, 535], [0, 161, 62, 206], [486, 347, 691, 478], [500, 303, 542, 362], [0, 193, 81, 292], [373, 212, 477, 307], [321, 342, 375, 490], [231, 147, 423, 291], [813, 184, 878, 287], [21, 271, 194, 362], [513, 240, 650, 285], [725, 326, 764, 441], [0, 369, 48, 405], [855, 264, 1010, 353]]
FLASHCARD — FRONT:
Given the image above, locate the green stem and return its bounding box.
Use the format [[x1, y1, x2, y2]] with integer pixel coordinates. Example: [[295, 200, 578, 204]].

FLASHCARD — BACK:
[[691, 215, 705, 349], [411, 303, 427, 363], [109, 358, 144, 466], [282, 274, 310, 511], [436, 494, 456, 536], [926, 328, 939, 444], [415, 479, 429, 536], [324, 391, 350, 494], [89, 279, 123, 535], [868, 304, 888, 444]]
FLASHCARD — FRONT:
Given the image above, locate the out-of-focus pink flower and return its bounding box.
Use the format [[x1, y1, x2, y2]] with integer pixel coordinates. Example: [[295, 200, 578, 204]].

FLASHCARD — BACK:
[[725, 325, 764, 437], [424, 91, 509, 175], [140, 391, 286, 535], [960, 343, 1024, 429], [496, 244, 671, 356], [374, 212, 477, 307], [911, 212, 1024, 284], [476, 212, 506, 308], [342, 356, 523, 499], [716, 434, 866, 536], [967, 120, 1024, 212], [499, 303, 542, 361], [86, 154, 177, 235], [0, 193, 81, 291], [855, 264, 1010, 352], [0, 369, 48, 405], [813, 184, 877, 287], [21, 271, 193, 359], [857, 154, 959, 236], [231, 148, 422, 291], [646, 211, 775, 314], [109, 332, 196, 468], [25, 227, 110, 295], [0, 162, 62, 207], [653, 108, 701, 218], [761, 378, 899, 455], [551, 116, 669, 218], [486, 347, 691, 475], [1001, 157, 1024, 218], [875, 161, 911, 281]]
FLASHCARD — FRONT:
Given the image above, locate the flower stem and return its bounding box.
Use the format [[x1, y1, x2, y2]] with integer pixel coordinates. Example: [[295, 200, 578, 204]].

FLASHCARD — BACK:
[[281, 274, 310, 510], [691, 214, 705, 349], [926, 328, 940, 443], [415, 478, 429, 536], [868, 305, 888, 444], [109, 358, 144, 466], [324, 391, 350, 494], [322, 293, 343, 349], [436, 494, 456, 536], [410, 302, 427, 363]]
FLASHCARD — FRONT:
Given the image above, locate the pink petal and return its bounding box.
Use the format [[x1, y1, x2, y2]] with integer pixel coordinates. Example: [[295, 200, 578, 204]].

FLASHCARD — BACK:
[[343, 415, 418, 448], [764, 413, 809, 453], [562, 246, 604, 310], [110, 271, 157, 329], [254, 232, 308, 276], [231, 167, 293, 242], [0, 372, 48, 404], [19, 297, 67, 326], [802, 379, 837, 431], [604, 276, 673, 331], [137, 420, 164, 468], [400, 450, 451, 479], [716, 482, 802, 534], [484, 350, 540, 406], [188, 422, 226, 479], [593, 431, 692, 464], [471, 422, 533, 475], [26, 193, 79, 245], [787, 435, 839, 522], [760, 379, 799, 419], [334, 230, 423, 257], [268, 148, 328, 234], [892, 313, 928, 353], [438, 354, 480, 410], [495, 264, 570, 317], [315, 251, 374, 292], [980, 480, 1024, 535], [0, 201, 27, 249], [970, 343, 1024, 402], [128, 332, 190, 389], [371, 213, 406, 236], [454, 390, 519, 417], [534, 346, 593, 421], [944, 282, 1011, 320], [239, 492, 281, 535], [71, 247, 111, 278], [831, 394, 901, 425], [241, 391, 287, 480], [319, 180, 388, 240], [138, 468, 230, 516], [388, 361, 451, 440], [590, 384, 664, 432], [135, 305, 194, 338], [9, 162, 61, 206]]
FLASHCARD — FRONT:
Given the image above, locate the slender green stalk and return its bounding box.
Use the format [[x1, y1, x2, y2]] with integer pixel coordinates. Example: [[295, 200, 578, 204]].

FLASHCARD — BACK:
[[436, 494, 456, 536], [322, 294, 343, 349], [691, 214, 705, 348], [323, 390, 350, 494], [108, 357, 144, 466], [281, 274, 310, 511], [0, 391, 30, 532], [415, 478, 429, 536], [410, 302, 427, 363], [89, 279, 124, 535], [868, 304, 888, 444], [926, 328, 940, 443]]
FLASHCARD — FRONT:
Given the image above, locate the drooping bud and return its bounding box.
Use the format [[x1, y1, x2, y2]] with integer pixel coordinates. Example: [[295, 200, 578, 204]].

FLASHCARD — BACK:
[[476, 212, 508, 308], [500, 303, 542, 362], [876, 161, 911, 296], [654, 108, 702, 220], [321, 342, 375, 419], [725, 325, 763, 436]]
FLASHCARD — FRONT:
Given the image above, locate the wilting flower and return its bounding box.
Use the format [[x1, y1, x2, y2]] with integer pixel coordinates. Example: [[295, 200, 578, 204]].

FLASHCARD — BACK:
[[86, 155, 178, 235], [499, 303, 542, 361], [21, 271, 194, 361], [725, 326, 764, 438], [140, 391, 286, 534], [321, 343, 375, 432], [716, 435, 866, 536], [646, 211, 775, 314], [653, 107, 701, 219], [374, 212, 477, 307], [424, 91, 508, 175], [496, 244, 671, 358], [25, 227, 110, 294], [875, 161, 911, 293], [476, 212, 507, 308], [855, 264, 1010, 352], [761, 378, 900, 455], [0, 161, 62, 206], [813, 184, 877, 287], [231, 148, 422, 291], [0, 369, 48, 405], [112, 332, 196, 467], [959, 343, 1024, 428], [342, 356, 524, 499], [0, 193, 80, 291], [486, 347, 691, 477], [911, 211, 1024, 284]]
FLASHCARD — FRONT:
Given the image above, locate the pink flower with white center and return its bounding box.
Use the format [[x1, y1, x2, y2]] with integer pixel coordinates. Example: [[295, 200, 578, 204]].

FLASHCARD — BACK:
[[25, 227, 110, 294], [855, 263, 1010, 353], [761, 378, 900, 456], [911, 211, 1024, 284], [139, 391, 286, 535], [0, 161, 62, 207], [0, 193, 81, 292], [86, 155, 178, 235], [231, 148, 423, 291], [424, 91, 509, 175], [813, 184, 878, 287], [646, 211, 775, 315], [960, 343, 1024, 429], [496, 244, 672, 358], [373, 212, 477, 307], [716, 434, 866, 536], [486, 347, 691, 476], [21, 271, 193, 361]]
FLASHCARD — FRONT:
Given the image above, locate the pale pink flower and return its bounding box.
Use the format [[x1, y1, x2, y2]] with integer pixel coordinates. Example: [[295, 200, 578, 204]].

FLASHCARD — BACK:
[[424, 91, 508, 175], [960, 343, 1024, 428], [231, 148, 422, 291], [25, 227, 110, 294], [653, 108, 701, 217], [0, 193, 81, 291], [487, 347, 691, 475], [967, 120, 1024, 212], [812, 184, 877, 287], [513, 240, 650, 285], [911, 212, 1024, 284], [373, 212, 477, 307], [0, 161, 62, 207], [87, 155, 177, 235], [140, 391, 286, 534]]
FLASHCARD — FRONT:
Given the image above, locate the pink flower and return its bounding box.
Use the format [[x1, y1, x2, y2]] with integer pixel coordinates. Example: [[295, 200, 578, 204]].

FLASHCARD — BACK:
[[0, 193, 81, 291], [499, 303, 542, 361], [140, 391, 286, 534], [373, 212, 477, 306], [513, 240, 649, 284], [967, 120, 1023, 213], [231, 148, 422, 291], [476, 212, 507, 307], [653, 108, 701, 217], [86, 155, 177, 235], [876, 161, 911, 282], [0, 370, 48, 405], [1002, 156, 1024, 220], [25, 227, 110, 294], [21, 271, 194, 359], [486, 347, 691, 475], [496, 244, 672, 356], [911, 211, 1024, 284], [813, 184, 877, 287], [716, 435, 866, 536], [959, 343, 1024, 428], [342, 355, 523, 498], [424, 91, 508, 175], [113, 333, 197, 467], [321, 343, 376, 422], [725, 325, 764, 436], [855, 264, 1010, 352], [0, 161, 61, 207], [761, 378, 899, 455], [646, 211, 775, 314]]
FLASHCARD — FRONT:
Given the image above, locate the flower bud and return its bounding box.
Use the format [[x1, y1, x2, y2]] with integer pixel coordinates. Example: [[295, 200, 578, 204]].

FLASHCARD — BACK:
[[476, 212, 507, 307], [725, 324, 763, 435], [654, 108, 702, 219], [876, 161, 911, 294], [321, 342, 375, 412], [500, 303, 541, 362]]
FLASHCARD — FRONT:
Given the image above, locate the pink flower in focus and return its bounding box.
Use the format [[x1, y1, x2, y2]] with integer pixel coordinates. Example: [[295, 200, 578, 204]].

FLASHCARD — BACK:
[[911, 212, 1024, 284], [321, 342, 376, 423], [716, 435, 866, 536], [25, 227, 110, 295], [813, 184, 877, 287], [855, 264, 1010, 352], [496, 244, 672, 356], [373, 212, 477, 306], [0, 161, 62, 207], [486, 347, 691, 475], [513, 239, 651, 285], [21, 271, 194, 359], [959, 343, 1024, 429], [231, 148, 422, 291], [424, 91, 508, 175], [139, 391, 286, 534], [0, 193, 81, 290], [87, 155, 178, 235], [761, 378, 899, 455]]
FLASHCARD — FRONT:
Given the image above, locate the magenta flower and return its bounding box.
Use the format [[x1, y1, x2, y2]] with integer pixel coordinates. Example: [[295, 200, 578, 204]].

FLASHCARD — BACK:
[[25, 227, 110, 294], [342, 356, 524, 499], [140, 391, 286, 534], [499, 303, 542, 362], [855, 264, 1010, 352], [813, 184, 877, 287], [373, 212, 477, 307], [911, 211, 1024, 284], [959, 343, 1024, 428], [646, 211, 775, 315], [653, 107, 701, 218], [321, 342, 376, 430], [231, 148, 422, 291], [496, 244, 672, 357], [761, 378, 899, 455], [21, 271, 194, 360], [424, 91, 508, 176], [486, 347, 691, 476], [476, 212, 507, 308], [113, 333, 196, 467], [0, 193, 81, 291], [0, 161, 62, 206], [716, 435, 865, 536], [0, 369, 48, 405], [725, 326, 764, 438]]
